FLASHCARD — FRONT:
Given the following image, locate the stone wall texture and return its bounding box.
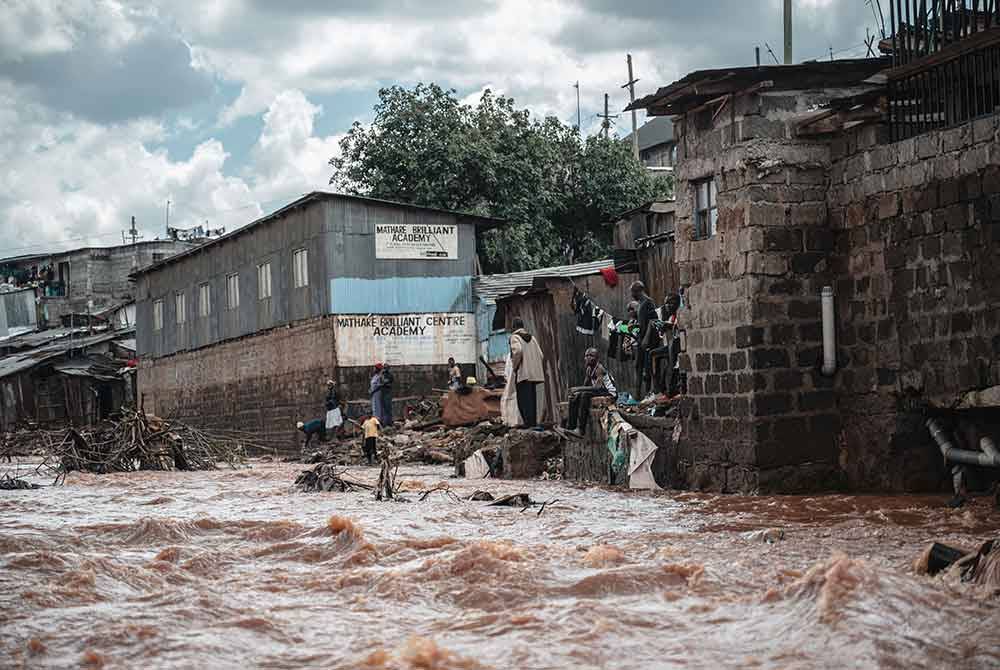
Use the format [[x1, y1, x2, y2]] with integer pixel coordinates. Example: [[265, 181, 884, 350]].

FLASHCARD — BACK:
[[667, 89, 1000, 493], [139, 316, 338, 453]]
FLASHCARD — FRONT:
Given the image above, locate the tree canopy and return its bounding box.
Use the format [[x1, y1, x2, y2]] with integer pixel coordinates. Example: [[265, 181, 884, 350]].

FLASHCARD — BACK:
[[330, 83, 671, 272]]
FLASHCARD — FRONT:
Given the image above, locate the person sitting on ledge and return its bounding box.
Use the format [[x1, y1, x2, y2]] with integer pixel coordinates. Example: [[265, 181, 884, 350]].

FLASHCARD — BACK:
[[562, 347, 617, 438]]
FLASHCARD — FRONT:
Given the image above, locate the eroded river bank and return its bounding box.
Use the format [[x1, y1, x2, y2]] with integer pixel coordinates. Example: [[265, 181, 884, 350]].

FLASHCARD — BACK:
[[2, 461, 999, 669]]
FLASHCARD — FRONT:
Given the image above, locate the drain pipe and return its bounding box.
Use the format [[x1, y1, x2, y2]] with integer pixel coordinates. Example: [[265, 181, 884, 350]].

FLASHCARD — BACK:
[[821, 286, 836, 376], [926, 418, 1000, 467]]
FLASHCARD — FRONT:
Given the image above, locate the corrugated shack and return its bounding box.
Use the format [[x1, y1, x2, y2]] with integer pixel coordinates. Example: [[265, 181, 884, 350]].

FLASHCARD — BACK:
[[132, 191, 503, 448], [611, 200, 679, 302], [475, 260, 641, 423], [0, 327, 136, 431]]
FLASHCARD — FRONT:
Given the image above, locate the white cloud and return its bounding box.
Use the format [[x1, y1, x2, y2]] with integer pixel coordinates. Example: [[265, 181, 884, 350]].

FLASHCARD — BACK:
[[0, 85, 342, 256]]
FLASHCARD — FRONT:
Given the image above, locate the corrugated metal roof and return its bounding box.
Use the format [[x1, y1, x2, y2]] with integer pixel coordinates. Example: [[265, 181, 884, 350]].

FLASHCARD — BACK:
[[0, 328, 135, 379], [622, 116, 674, 151], [473, 259, 613, 304], [132, 191, 507, 278]]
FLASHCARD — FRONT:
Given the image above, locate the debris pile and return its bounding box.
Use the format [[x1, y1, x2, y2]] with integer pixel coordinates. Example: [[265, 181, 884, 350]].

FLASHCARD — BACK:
[[0, 408, 251, 477]]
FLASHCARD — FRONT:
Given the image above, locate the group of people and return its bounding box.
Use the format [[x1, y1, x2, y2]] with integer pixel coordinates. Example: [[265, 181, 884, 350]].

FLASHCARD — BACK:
[[0, 265, 61, 296], [296, 363, 395, 465]]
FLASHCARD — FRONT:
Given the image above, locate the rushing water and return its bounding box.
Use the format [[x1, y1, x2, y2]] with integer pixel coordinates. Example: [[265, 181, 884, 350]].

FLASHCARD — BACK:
[[2, 460, 999, 669]]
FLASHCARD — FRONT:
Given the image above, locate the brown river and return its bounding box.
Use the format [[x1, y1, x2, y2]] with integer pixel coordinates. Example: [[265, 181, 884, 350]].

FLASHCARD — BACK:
[[2, 460, 1000, 669]]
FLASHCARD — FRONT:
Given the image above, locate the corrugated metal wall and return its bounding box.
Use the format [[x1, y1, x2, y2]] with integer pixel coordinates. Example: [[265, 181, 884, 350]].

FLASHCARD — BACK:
[[331, 276, 473, 314], [137, 198, 481, 359]]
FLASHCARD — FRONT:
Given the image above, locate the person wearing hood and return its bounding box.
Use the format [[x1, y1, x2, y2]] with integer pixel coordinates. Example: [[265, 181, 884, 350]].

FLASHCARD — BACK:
[[505, 317, 546, 428]]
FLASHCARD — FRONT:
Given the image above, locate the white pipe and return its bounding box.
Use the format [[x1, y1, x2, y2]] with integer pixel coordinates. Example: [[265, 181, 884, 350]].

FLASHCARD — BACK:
[[927, 419, 1000, 467], [821, 286, 836, 376]]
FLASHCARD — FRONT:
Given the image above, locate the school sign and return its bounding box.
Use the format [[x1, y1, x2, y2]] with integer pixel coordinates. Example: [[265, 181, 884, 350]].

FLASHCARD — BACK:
[[374, 223, 458, 260], [334, 313, 476, 367]]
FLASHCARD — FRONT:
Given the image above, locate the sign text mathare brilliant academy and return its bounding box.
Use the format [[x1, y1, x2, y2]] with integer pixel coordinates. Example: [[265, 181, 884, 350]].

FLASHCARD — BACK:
[[336, 314, 466, 337]]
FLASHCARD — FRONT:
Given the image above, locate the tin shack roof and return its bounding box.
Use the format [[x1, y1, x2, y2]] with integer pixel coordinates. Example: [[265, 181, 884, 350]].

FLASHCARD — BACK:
[[628, 57, 890, 117], [0, 328, 135, 379], [473, 259, 614, 305], [131, 191, 507, 278]]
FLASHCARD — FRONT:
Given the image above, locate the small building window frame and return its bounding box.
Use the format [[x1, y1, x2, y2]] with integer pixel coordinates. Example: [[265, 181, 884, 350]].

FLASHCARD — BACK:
[[257, 262, 272, 300], [292, 248, 308, 288], [226, 273, 240, 310], [198, 282, 211, 317], [693, 177, 718, 240], [153, 299, 164, 331], [175, 291, 186, 325]]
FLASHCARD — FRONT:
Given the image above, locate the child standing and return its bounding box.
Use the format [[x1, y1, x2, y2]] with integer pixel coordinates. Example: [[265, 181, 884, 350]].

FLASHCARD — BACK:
[[361, 415, 381, 465]]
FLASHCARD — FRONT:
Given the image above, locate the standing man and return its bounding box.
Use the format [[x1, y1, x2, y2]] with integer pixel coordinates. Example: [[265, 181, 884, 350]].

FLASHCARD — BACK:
[[506, 317, 545, 428], [448, 357, 463, 390], [324, 380, 343, 438], [379, 364, 394, 426], [563, 348, 617, 438], [630, 280, 658, 400]]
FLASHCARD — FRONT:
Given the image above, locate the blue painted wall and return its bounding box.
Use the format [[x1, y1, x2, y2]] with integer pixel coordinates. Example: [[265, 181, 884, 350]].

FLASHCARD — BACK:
[[330, 276, 473, 315]]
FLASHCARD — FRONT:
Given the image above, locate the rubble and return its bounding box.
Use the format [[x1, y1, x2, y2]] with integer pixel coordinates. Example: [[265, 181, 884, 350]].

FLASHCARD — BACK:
[[0, 407, 251, 477]]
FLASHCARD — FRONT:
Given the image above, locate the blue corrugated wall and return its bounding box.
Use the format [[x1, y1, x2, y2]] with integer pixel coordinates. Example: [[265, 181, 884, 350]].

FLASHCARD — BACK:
[[330, 276, 473, 314]]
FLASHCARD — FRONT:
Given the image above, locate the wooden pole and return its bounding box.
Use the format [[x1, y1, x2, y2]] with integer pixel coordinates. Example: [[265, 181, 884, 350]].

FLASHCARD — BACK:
[[627, 54, 639, 159]]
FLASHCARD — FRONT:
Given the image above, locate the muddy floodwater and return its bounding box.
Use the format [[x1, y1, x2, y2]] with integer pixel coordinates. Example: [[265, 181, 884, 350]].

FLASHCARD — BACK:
[[2, 461, 1000, 669]]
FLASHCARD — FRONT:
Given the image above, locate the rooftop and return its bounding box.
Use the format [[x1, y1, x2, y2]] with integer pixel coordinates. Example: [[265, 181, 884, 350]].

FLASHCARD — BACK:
[[628, 57, 890, 117], [0, 327, 135, 379], [0, 239, 195, 267], [622, 116, 674, 151], [473, 259, 614, 304], [132, 191, 508, 277]]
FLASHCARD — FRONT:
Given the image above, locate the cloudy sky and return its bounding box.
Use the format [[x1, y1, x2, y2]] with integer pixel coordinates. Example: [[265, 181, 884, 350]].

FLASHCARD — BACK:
[[1, 0, 882, 256]]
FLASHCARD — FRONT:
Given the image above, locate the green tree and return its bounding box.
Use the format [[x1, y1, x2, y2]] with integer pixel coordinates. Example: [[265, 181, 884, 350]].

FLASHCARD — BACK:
[[330, 84, 670, 272]]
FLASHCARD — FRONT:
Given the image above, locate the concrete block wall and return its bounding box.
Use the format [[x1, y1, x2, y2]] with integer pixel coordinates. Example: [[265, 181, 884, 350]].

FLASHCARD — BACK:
[[828, 116, 1000, 490], [139, 315, 338, 452], [671, 89, 859, 492]]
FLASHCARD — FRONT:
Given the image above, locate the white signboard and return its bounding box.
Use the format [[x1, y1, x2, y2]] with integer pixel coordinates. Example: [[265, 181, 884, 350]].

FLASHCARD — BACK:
[[375, 223, 458, 260], [334, 313, 476, 367]]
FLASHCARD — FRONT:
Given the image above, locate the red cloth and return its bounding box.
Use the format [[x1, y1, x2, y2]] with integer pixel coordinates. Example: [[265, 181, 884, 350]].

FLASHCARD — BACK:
[[600, 267, 619, 287]]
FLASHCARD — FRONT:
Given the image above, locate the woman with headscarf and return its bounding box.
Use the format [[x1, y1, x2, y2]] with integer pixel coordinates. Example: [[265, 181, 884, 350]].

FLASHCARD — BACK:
[[369, 364, 385, 427]]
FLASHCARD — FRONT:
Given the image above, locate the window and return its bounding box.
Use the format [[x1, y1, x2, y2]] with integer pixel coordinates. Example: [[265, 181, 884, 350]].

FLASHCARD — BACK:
[[226, 273, 240, 310], [257, 262, 272, 300], [694, 177, 718, 239], [293, 248, 308, 288], [198, 283, 211, 317], [175, 292, 186, 324], [153, 299, 163, 331], [152, 253, 164, 262]]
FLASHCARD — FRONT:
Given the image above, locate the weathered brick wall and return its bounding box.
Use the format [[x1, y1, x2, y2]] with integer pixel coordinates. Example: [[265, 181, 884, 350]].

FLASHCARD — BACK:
[[139, 316, 338, 452], [828, 117, 1000, 490], [672, 89, 866, 492]]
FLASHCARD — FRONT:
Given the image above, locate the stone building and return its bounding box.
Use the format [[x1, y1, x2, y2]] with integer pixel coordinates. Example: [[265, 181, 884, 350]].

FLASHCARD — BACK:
[[0, 240, 195, 326], [624, 16, 1000, 493], [132, 192, 501, 449]]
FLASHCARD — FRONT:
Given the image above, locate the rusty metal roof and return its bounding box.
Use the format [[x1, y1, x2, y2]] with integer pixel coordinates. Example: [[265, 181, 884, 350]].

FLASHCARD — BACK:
[[0, 328, 135, 379], [473, 259, 614, 304], [628, 57, 890, 116]]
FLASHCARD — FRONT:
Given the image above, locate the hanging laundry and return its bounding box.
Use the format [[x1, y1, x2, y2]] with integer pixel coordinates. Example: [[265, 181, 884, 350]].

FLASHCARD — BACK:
[[600, 267, 619, 287], [573, 290, 603, 335]]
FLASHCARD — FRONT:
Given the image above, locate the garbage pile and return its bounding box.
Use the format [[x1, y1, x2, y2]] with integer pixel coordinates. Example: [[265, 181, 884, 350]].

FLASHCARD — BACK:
[[0, 407, 251, 478]]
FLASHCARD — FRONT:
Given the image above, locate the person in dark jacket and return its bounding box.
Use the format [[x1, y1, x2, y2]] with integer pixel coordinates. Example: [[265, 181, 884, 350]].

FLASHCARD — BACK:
[[563, 348, 617, 437], [379, 365, 394, 426], [630, 280, 657, 400], [297, 419, 326, 451]]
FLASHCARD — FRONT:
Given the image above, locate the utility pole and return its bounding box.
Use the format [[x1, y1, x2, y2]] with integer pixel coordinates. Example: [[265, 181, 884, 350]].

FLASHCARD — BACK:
[[621, 54, 640, 159], [783, 0, 793, 64], [596, 93, 618, 139], [165, 199, 171, 238], [755, 46, 761, 67], [573, 81, 582, 131]]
